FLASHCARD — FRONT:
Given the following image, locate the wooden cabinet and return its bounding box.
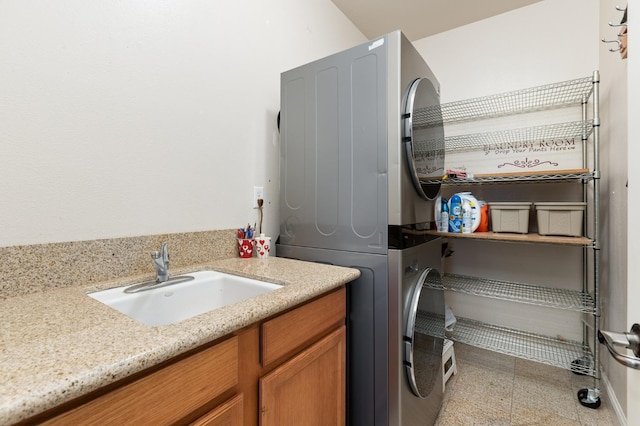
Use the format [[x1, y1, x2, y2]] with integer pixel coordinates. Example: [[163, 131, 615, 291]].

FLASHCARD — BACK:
[[260, 287, 346, 426], [42, 336, 239, 425], [260, 327, 346, 426], [190, 394, 244, 426], [29, 287, 346, 425], [261, 286, 345, 367]]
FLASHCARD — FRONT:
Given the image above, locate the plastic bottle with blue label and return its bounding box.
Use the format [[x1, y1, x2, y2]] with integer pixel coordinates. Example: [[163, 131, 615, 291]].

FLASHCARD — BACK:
[[449, 194, 463, 233], [440, 198, 449, 233], [462, 200, 472, 233]]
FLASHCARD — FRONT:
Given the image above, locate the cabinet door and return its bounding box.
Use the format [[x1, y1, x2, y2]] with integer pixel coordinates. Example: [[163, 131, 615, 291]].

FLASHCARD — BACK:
[[260, 326, 346, 426], [190, 394, 243, 426]]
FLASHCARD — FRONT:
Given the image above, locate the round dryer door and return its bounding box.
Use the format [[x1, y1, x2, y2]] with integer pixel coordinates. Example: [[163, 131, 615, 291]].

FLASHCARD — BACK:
[[404, 267, 445, 399], [402, 78, 445, 200]]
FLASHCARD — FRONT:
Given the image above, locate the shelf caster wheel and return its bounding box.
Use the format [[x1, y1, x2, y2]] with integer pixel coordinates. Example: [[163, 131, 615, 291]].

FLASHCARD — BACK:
[[578, 388, 601, 409]]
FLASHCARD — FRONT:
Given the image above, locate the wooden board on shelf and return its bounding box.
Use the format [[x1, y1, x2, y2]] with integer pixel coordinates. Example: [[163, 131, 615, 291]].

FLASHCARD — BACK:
[[472, 168, 589, 179], [425, 230, 592, 246]]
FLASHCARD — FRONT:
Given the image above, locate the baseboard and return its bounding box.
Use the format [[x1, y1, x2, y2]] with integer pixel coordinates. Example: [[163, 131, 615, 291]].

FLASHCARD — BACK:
[[601, 369, 627, 426]]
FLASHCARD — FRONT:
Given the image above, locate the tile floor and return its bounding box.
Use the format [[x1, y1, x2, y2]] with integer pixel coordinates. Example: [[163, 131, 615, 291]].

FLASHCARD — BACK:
[[434, 343, 619, 426]]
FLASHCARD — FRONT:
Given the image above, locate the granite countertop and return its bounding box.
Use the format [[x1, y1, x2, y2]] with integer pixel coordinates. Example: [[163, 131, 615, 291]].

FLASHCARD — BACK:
[[0, 257, 360, 425]]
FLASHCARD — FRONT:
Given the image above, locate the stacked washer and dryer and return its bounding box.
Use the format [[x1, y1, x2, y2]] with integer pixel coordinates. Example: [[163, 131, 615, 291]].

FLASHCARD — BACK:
[[277, 31, 446, 426]]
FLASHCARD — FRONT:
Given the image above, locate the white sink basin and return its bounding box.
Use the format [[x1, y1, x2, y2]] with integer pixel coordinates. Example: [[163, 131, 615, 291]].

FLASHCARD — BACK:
[[89, 270, 282, 326]]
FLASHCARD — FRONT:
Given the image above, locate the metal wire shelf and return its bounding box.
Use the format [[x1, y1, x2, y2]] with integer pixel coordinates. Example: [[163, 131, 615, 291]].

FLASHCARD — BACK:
[[427, 273, 595, 313], [421, 171, 593, 185], [415, 76, 594, 126], [442, 120, 593, 153], [415, 312, 595, 376]]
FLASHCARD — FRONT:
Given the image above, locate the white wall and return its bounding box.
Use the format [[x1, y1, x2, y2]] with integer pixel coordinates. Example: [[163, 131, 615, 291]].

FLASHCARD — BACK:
[[624, 1, 640, 424], [413, 0, 598, 103], [599, 0, 629, 419], [0, 0, 365, 247]]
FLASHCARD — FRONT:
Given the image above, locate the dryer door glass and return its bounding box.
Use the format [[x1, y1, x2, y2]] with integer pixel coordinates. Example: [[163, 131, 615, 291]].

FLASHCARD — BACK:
[[404, 267, 444, 398], [402, 78, 444, 201]]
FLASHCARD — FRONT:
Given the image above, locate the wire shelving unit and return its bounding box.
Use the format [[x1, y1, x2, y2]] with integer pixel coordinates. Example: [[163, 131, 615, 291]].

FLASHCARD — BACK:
[[430, 72, 602, 408]]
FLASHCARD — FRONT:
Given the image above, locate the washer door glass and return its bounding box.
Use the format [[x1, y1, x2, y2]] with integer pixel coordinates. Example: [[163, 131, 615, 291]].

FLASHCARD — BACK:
[[402, 78, 444, 200], [404, 267, 445, 399]]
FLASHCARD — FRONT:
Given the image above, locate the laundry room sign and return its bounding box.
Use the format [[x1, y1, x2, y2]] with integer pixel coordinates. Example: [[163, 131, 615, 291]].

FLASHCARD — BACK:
[[442, 108, 587, 177], [445, 137, 583, 176]]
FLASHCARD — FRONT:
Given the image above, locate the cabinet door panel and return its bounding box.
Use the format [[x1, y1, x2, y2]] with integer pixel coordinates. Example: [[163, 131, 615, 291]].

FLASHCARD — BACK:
[[260, 326, 346, 426], [190, 394, 243, 426]]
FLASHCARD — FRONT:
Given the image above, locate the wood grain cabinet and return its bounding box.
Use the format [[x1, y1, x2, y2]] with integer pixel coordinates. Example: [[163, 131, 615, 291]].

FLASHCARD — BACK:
[[29, 287, 346, 426], [42, 336, 239, 425], [260, 287, 346, 426], [260, 327, 346, 426], [190, 394, 244, 426]]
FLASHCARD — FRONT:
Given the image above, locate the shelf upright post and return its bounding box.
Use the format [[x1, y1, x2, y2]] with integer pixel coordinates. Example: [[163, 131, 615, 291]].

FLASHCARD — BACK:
[[592, 69, 601, 375], [581, 69, 602, 408], [582, 88, 590, 348]]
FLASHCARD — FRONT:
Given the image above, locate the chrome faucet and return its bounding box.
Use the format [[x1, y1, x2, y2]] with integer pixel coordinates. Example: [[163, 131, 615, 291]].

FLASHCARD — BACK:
[[152, 242, 170, 283], [124, 242, 194, 293]]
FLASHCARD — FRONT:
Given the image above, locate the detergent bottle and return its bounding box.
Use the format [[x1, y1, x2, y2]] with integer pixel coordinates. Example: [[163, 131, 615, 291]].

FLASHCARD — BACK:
[[440, 197, 449, 232], [449, 194, 463, 233], [462, 200, 472, 233]]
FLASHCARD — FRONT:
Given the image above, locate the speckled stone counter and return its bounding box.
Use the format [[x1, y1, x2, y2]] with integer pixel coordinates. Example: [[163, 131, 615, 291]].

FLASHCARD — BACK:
[[0, 257, 360, 425]]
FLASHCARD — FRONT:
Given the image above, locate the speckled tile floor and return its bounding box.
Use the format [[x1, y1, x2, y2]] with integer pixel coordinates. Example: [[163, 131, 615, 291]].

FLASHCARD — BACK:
[[435, 343, 619, 426]]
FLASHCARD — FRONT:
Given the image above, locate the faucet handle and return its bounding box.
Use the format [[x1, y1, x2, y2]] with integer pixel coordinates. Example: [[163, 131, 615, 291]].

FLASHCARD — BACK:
[[151, 251, 160, 259], [160, 242, 169, 265]]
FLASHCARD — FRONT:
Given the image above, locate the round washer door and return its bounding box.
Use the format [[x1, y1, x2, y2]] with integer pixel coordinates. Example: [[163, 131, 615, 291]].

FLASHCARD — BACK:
[[402, 78, 445, 200], [404, 267, 444, 398]]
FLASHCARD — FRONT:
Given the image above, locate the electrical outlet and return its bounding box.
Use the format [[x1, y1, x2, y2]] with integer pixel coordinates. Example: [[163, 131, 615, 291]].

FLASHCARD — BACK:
[[253, 186, 264, 209]]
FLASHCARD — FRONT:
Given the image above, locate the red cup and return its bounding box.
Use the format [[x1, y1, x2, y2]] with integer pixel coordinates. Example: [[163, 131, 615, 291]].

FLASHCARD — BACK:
[[237, 238, 254, 258]]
